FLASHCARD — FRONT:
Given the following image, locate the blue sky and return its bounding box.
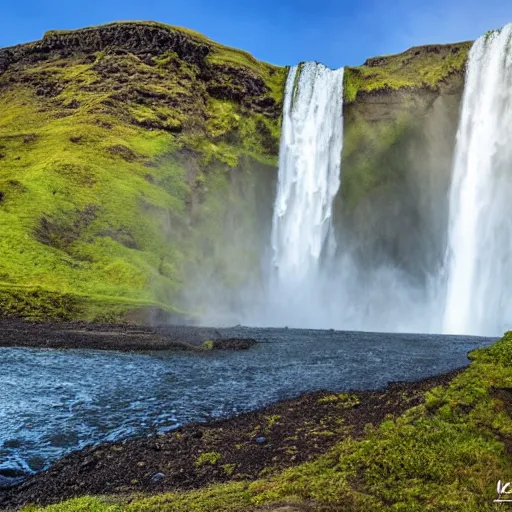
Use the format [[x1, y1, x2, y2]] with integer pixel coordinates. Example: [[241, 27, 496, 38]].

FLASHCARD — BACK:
[[1, 0, 511, 68]]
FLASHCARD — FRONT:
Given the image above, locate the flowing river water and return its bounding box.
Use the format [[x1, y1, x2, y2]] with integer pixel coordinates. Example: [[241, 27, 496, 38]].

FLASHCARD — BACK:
[[1, 327, 495, 481]]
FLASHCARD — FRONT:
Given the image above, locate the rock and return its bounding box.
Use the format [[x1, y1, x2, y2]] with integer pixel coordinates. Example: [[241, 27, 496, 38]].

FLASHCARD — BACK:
[[0, 468, 28, 488], [209, 338, 258, 351], [150, 472, 166, 484], [255, 436, 267, 444], [79, 457, 96, 470], [0, 22, 211, 74]]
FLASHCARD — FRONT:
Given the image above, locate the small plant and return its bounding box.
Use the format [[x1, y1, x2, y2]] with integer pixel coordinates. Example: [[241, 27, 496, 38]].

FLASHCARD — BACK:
[[265, 414, 281, 428], [222, 463, 236, 476], [318, 393, 360, 408], [202, 340, 215, 350], [195, 451, 222, 467], [484, 29, 498, 42]]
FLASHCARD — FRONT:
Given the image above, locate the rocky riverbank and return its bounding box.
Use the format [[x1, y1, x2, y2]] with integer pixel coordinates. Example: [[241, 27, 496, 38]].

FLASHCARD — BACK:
[[0, 369, 460, 510], [0, 319, 258, 352]]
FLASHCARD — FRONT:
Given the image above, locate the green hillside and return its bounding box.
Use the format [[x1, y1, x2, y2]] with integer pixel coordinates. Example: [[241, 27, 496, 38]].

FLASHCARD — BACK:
[[0, 21, 286, 321]]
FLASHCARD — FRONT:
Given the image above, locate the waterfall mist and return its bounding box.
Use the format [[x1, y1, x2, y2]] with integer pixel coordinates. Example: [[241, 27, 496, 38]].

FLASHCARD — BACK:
[[245, 61, 447, 332], [262, 62, 345, 327]]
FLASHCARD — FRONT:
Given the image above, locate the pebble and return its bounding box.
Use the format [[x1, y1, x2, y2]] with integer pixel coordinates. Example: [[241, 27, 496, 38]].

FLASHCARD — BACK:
[[255, 436, 267, 444], [151, 472, 166, 484]]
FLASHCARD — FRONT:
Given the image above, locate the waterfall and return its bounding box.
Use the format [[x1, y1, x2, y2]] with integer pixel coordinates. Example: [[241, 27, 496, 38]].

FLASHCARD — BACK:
[[443, 24, 512, 336], [268, 62, 344, 327]]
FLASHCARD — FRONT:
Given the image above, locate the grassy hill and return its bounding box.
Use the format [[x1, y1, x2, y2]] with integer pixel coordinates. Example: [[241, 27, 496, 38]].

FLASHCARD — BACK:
[[0, 21, 286, 321]]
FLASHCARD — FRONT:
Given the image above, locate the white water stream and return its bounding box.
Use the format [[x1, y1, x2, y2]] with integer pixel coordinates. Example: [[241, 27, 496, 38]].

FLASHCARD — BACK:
[[268, 62, 344, 326], [443, 24, 512, 336]]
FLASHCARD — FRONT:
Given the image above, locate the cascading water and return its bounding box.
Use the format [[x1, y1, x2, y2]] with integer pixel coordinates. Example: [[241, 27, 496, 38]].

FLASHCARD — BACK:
[[443, 23, 512, 336], [266, 62, 344, 327]]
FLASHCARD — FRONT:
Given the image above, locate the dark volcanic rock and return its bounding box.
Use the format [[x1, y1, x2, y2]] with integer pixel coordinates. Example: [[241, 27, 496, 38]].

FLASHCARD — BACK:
[[0, 21, 280, 119], [0, 319, 258, 352], [0, 23, 210, 73], [150, 472, 166, 484]]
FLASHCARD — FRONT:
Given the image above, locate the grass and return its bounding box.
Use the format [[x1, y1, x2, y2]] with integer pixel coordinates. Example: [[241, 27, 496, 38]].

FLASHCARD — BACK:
[[0, 85, 183, 319], [344, 41, 472, 102], [318, 393, 360, 408], [22, 331, 512, 511], [195, 452, 223, 467]]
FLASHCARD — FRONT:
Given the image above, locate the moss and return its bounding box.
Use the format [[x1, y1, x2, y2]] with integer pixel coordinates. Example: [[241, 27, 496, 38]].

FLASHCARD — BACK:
[[222, 464, 237, 476], [202, 340, 215, 351], [265, 415, 281, 428], [291, 62, 304, 106], [318, 393, 360, 408], [195, 452, 223, 467], [339, 110, 412, 210], [344, 42, 471, 102]]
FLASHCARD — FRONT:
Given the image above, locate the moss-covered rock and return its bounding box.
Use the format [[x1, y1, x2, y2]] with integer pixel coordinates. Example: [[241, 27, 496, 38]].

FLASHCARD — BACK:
[[344, 41, 471, 102], [335, 51, 466, 288]]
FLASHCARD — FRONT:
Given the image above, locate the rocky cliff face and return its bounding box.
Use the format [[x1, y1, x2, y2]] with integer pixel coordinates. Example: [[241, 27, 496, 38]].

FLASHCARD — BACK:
[[0, 21, 470, 321], [0, 22, 281, 116], [337, 43, 470, 288]]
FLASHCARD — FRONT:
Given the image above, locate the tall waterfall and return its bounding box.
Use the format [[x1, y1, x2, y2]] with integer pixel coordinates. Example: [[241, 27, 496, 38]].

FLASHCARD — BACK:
[[268, 62, 344, 327], [443, 24, 512, 336]]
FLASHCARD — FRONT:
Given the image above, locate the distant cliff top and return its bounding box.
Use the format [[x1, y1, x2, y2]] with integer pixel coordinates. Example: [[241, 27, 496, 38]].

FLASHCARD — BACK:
[[0, 20, 472, 103], [345, 41, 472, 102], [0, 21, 281, 75]]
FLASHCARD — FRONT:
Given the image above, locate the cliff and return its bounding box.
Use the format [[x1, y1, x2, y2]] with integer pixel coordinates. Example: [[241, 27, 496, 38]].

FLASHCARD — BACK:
[[338, 42, 470, 290], [0, 21, 471, 321]]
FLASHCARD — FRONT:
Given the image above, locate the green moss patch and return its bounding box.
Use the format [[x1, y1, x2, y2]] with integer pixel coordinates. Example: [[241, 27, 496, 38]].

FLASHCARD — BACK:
[[345, 42, 471, 102]]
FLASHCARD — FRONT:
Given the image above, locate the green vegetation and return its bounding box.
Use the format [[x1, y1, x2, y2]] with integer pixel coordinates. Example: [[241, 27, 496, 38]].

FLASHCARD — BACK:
[[344, 42, 472, 102], [23, 332, 512, 511], [265, 414, 281, 428], [0, 21, 473, 320], [339, 113, 413, 209], [0, 21, 285, 321], [195, 451, 223, 467], [201, 340, 215, 350], [222, 464, 237, 476], [318, 393, 360, 408]]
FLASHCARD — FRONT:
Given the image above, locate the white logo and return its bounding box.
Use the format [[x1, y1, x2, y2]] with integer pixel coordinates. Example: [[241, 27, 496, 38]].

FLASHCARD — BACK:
[[495, 480, 512, 503]]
